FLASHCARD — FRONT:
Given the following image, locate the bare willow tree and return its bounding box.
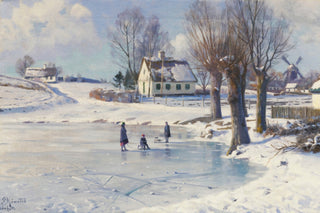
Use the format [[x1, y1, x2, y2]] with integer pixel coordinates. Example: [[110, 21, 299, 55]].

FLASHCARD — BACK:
[[138, 15, 173, 59], [109, 8, 173, 88], [185, 0, 223, 120], [15, 55, 35, 77], [108, 7, 145, 84], [239, 47, 251, 117], [229, 0, 292, 133], [196, 66, 210, 94], [217, 13, 251, 155]]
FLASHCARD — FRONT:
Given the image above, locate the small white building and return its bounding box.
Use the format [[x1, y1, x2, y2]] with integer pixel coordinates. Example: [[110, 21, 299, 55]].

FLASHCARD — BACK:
[[310, 80, 320, 109], [285, 83, 298, 93], [24, 64, 57, 83], [138, 51, 197, 97]]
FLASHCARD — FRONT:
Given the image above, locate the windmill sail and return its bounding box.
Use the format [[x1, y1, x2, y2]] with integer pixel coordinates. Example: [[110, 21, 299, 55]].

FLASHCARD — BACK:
[[281, 56, 291, 65], [296, 67, 304, 79], [296, 56, 302, 65]]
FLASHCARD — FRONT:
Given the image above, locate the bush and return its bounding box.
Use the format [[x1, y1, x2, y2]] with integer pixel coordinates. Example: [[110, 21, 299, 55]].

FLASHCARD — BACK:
[[267, 121, 320, 154], [89, 88, 137, 103]]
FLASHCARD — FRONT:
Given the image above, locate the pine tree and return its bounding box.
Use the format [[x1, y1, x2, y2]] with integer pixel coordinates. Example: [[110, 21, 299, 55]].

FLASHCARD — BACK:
[[112, 71, 124, 89]]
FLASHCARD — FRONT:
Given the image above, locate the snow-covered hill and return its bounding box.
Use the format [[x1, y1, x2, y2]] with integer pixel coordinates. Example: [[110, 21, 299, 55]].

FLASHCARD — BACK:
[[0, 75, 211, 124], [0, 75, 75, 113]]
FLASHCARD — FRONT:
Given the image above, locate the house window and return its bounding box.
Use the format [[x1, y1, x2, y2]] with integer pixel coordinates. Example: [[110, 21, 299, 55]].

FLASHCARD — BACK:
[[166, 84, 171, 90], [185, 84, 190, 90], [156, 84, 161, 90], [176, 84, 181, 90], [143, 82, 145, 93]]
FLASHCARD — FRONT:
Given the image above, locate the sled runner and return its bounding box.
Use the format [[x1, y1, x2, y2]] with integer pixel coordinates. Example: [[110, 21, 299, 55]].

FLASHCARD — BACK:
[[154, 137, 166, 143], [137, 144, 150, 150]]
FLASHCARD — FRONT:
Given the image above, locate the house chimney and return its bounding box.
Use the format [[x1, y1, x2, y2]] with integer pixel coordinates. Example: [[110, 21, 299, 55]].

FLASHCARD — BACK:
[[159, 50, 165, 95], [158, 50, 165, 60]]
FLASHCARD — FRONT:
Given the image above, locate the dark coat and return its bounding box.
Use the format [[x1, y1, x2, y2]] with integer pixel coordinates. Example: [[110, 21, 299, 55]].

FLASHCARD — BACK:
[[164, 124, 171, 137], [140, 137, 147, 146], [120, 125, 128, 143]]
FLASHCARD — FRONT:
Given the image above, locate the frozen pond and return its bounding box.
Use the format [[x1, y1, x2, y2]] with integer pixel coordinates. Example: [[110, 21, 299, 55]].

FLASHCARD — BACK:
[[0, 123, 265, 212]]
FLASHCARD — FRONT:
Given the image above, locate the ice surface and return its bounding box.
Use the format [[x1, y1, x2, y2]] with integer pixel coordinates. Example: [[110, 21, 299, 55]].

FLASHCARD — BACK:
[[0, 122, 265, 212]]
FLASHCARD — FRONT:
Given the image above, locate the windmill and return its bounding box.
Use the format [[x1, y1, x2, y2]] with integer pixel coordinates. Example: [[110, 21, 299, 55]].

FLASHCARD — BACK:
[[282, 56, 304, 84]]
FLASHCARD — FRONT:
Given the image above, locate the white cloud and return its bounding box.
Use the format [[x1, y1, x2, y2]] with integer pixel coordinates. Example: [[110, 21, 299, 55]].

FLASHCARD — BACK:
[[70, 3, 92, 19], [0, 0, 101, 62], [268, 0, 320, 24], [267, 0, 320, 43], [171, 33, 188, 59]]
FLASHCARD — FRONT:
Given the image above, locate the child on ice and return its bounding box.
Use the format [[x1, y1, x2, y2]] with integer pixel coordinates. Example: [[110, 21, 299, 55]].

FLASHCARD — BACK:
[[140, 134, 150, 150]]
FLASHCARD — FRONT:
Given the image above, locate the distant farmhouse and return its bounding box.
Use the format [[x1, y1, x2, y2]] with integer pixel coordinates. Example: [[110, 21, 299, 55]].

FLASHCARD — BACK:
[[310, 80, 320, 109], [268, 80, 285, 93], [138, 51, 197, 97], [24, 64, 57, 83], [285, 83, 299, 93]]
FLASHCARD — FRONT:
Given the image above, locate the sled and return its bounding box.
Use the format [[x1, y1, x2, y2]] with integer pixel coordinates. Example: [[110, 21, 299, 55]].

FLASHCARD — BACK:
[[137, 145, 150, 150], [154, 137, 166, 143]]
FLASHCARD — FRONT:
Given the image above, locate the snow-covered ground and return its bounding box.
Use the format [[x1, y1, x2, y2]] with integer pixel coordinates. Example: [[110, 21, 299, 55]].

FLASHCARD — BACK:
[[1, 75, 320, 213]]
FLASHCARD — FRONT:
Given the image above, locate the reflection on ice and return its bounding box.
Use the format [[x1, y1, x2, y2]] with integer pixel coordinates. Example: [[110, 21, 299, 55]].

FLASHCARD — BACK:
[[0, 123, 265, 212]]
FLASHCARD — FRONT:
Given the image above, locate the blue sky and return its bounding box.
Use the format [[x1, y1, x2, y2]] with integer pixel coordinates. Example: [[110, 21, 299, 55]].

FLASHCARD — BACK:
[[1, 0, 320, 81]]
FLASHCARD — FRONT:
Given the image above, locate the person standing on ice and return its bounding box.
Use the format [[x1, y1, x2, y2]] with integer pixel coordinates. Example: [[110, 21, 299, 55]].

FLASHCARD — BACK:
[[120, 122, 129, 151], [164, 121, 171, 143]]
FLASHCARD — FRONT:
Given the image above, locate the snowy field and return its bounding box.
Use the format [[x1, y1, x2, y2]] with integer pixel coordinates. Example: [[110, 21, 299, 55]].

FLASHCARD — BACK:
[[1, 75, 320, 213]]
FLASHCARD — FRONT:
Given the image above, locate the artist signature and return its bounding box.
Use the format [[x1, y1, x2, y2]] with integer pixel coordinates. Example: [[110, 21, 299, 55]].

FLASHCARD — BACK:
[[0, 197, 26, 211]]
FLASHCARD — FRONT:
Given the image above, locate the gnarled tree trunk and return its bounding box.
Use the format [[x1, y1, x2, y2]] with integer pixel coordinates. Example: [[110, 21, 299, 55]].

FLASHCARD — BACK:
[[226, 71, 251, 155], [209, 71, 223, 120], [256, 74, 268, 133], [240, 67, 248, 117]]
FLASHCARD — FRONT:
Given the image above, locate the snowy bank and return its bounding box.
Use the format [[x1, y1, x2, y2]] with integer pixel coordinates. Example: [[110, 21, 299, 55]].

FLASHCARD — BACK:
[[1, 75, 320, 213]]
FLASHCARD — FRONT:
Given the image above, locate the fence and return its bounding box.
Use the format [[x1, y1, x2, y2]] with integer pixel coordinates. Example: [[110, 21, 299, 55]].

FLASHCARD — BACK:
[[271, 106, 320, 119]]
